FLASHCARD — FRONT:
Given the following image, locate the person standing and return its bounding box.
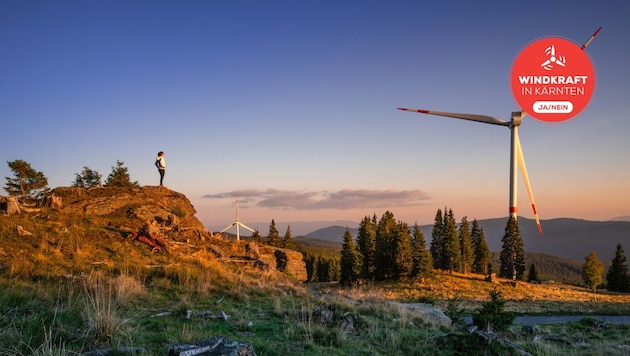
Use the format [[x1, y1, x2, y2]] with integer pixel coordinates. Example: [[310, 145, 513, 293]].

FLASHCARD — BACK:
[[155, 151, 166, 185]]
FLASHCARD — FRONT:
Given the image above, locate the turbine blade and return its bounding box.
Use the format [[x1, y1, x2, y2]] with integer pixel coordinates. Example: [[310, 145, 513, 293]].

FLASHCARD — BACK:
[[219, 223, 236, 233], [397, 108, 510, 126], [238, 222, 256, 233], [581, 26, 602, 50], [515, 133, 542, 234]]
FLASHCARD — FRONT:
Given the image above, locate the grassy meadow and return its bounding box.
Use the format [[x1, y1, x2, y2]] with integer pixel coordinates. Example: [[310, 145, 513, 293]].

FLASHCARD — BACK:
[[2, 209, 630, 355]]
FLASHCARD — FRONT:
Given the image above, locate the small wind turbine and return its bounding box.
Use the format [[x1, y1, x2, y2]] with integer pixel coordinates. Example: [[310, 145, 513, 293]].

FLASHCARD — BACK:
[[396, 109, 543, 234], [219, 196, 257, 241]]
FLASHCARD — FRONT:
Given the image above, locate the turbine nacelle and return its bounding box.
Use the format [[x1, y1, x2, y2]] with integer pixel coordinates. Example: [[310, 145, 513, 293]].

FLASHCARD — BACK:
[[398, 107, 542, 235]]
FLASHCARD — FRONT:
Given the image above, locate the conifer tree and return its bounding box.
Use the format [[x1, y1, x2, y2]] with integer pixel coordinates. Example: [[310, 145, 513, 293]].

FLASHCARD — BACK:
[[430, 208, 444, 270], [250, 229, 262, 243], [340, 227, 362, 286], [499, 217, 526, 280], [606, 244, 630, 292], [104, 160, 138, 187], [582, 251, 604, 293], [4, 159, 49, 199], [72, 166, 102, 188], [527, 263, 540, 283], [266, 219, 280, 247], [357, 215, 377, 280], [471, 219, 491, 275], [375, 211, 397, 280], [441, 209, 461, 274], [411, 223, 433, 279], [392, 221, 413, 279], [282, 225, 295, 249], [459, 216, 473, 274]]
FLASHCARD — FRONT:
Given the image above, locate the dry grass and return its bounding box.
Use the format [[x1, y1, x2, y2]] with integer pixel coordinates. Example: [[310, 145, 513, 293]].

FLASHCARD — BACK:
[[329, 271, 630, 315]]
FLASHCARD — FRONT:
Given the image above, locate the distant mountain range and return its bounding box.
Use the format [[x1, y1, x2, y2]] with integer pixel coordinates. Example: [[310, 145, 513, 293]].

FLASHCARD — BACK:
[[299, 217, 630, 262]]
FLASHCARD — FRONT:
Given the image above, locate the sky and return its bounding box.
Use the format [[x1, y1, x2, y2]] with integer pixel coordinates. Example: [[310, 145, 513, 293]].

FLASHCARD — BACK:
[[1, 1, 629, 235]]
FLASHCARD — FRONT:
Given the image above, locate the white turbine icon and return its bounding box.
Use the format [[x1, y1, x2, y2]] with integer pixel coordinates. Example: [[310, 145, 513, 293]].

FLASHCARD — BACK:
[[396, 108, 543, 234], [218, 195, 257, 241], [541, 45, 566, 70]]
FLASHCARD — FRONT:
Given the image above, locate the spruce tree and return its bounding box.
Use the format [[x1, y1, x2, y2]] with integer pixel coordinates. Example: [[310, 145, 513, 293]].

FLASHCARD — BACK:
[[499, 217, 526, 281], [582, 251, 604, 293], [459, 216, 473, 274], [471, 219, 491, 275], [392, 221, 413, 279], [375, 211, 397, 280], [282, 225, 295, 249], [340, 227, 362, 286], [527, 264, 540, 283], [411, 223, 433, 279], [606, 244, 630, 292], [266, 219, 280, 247], [357, 215, 377, 280], [430, 209, 444, 270], [441, 209, 461, 274], [104, 160, 138, 187]]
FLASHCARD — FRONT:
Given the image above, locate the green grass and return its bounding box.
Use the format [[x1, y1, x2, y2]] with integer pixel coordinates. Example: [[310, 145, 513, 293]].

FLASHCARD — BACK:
[[3, 202, 630, 355]]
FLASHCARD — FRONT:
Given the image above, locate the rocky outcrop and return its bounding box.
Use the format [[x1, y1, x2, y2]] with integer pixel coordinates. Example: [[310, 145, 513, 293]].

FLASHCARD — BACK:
[[256, 244, 308, 282]]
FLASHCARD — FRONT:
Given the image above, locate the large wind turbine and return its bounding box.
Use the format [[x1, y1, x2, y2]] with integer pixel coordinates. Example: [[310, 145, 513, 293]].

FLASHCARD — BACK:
[[219, 196, 257, 241], [398, 27, 602, 235], [396, 108, 543, 234]]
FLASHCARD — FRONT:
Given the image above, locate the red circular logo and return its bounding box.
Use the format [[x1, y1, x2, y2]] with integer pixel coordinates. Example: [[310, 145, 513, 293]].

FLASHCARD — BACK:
[[511, 37, 595, 123]]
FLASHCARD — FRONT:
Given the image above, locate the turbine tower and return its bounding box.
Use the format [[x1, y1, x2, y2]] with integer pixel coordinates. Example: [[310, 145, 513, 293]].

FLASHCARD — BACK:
[[219, 196, 257, 241], [396, 108, 543, 234], [397, 27, 602, 235]]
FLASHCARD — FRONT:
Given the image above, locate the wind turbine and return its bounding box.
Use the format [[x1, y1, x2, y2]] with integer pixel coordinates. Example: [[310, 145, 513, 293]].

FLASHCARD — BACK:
[[219, 196, 257, 241], [397, 27, 602, 235], [396, 108, 543, 234]]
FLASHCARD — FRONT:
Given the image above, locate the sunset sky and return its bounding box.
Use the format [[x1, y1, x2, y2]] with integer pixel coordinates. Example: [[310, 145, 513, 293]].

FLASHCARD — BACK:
[[2, 1, 629, 235]]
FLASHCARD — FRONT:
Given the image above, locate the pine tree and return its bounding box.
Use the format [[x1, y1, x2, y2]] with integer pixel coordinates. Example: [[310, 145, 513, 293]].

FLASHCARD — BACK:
[[499, 217, 526, 280], [4, 159, 49, 199], [392, 221, 413, 279], [430, 209, 444, 270], [340, 227, 362, 286], [266, 219, 280, 247], [441, 209, 461, 274], [582, 251, 604, 293], [606, 244, 630, 292], [357, 215, 377, 280], [411, 223, 433, 279], [459, 216, 473, 274], [283, 225, 295, 249], [104, 160, 138, 187], [72, 166, 102, 188], [471, 219, 491, 275], [375, 211, 397, 280]]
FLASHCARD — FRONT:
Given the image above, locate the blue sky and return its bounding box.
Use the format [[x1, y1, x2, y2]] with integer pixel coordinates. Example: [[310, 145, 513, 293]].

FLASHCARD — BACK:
[[1, 1, 629, 234]]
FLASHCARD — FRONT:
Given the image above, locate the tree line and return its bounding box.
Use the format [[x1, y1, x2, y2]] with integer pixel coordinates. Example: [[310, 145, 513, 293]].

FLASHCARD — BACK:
[[3, 159, 139, 200]]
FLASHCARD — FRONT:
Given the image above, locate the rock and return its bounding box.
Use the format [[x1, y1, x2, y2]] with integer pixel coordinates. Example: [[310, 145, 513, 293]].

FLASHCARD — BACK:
[[168, 336, 256, 356], [388, 302, 452, 328], [256, 245, 307, 282]]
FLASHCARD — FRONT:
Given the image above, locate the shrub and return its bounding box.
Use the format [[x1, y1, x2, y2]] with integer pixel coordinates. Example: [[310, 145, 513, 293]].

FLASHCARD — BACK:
[[472, 288, 514, 332]]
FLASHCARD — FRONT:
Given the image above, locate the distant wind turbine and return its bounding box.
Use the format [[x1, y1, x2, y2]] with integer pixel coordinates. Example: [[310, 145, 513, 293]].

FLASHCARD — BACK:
[[396, 109, 543, 234], [219, 196, 257, 241]]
